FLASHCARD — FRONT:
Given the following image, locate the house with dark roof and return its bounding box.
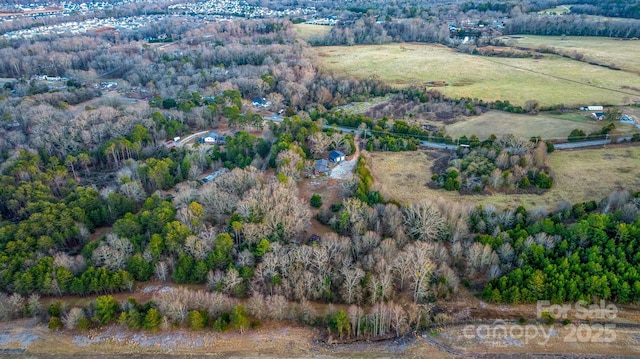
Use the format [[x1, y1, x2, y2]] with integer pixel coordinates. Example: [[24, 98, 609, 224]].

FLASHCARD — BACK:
[[314, 159, 330, 175], [252, 97, 271, 108], [329, 150, 346, 163]]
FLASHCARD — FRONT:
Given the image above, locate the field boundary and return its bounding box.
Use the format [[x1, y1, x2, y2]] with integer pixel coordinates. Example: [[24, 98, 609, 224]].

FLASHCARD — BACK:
[[481, 56, 640, 98]]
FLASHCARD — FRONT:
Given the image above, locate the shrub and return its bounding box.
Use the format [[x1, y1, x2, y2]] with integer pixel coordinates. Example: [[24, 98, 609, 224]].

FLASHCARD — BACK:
[[534, 172, 553, 189], [545, 141, 555, 153], [94, 295, 120, 325], [212, 312, 230, 332], [76, 317, 91, 331], [187, 310, 208, 330], [231, 305, 250, 333], [568, 129, 586, 142], [48, 317, 63, 330], [48, 301, 63, 318], [143, 308, 162, 332], [310, 194, 322, 208], [541, 311, 555, 325]]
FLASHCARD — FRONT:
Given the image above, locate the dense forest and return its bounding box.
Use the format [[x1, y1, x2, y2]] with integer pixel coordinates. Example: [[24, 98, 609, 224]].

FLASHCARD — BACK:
[[482, 191, 640, 304]]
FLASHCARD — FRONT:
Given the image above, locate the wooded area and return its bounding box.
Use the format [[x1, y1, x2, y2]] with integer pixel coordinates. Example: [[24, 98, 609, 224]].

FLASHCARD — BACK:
[[1, 0, 639, 345]]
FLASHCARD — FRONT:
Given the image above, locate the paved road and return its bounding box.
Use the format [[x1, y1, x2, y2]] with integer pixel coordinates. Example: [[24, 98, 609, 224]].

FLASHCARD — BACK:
[[175, 130, 210, 148], [553, 136, 633, 149], [553, 139, 611, 149], [179, 113, 637, 152]]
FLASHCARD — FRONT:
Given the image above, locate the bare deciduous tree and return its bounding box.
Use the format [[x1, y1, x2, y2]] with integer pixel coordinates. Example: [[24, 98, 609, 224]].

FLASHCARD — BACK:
[[341, 267, 365, 304], [223, 268, 242, 295], [183, 235, 212, 261], [403, 200, 446, 242], [266, 294, 289, 320], [247, 292, 266, 320], [155, 261, 168, 282], [276, 148, 304, 181], [308, 131, 332, 157], [64, 307, 86, 330], [91, 234, 134, 271]]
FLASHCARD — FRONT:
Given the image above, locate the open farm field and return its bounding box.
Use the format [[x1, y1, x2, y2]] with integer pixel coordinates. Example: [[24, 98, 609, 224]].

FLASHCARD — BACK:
[[445, 110, 639, 140], [312, 43, 640, 107], [502, 35, 640, 74], [369, 145, 640, 210], [294, 24, 332, 42]]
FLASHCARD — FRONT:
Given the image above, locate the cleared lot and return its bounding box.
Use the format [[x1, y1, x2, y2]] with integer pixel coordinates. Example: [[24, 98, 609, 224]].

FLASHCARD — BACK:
[[313, 43, 640, 107]]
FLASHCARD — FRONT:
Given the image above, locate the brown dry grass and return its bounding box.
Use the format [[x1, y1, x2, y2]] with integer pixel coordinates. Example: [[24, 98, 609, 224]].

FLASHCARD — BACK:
[[444, 110, 639, 141], [0, 319, 320, 357], [312, 43, 640, 107], [369, 144, 640, 210], [433, 324, 640, 356], [294, 24, 332, 42], [503, 35, 640, 74]]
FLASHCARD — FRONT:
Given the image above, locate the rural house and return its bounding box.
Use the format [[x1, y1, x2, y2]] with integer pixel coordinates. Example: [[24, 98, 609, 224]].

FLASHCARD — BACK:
[[329, 150, 346, 163], [580, 105, 603, 111], [252, 97, 271, 108], [314, 159, 330, 175], [199, 132, 219, 144], [592, 112, 605, 121]]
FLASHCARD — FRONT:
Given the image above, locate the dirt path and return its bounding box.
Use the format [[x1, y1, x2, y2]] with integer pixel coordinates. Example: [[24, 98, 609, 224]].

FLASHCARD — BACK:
[[3, 307, 640, 359]]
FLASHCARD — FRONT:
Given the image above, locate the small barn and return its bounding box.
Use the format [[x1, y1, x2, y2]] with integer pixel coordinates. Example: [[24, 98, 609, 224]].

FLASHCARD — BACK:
[[315, 159, 330, 175], [164, 140, 177, 149], [329, 150, 346, 163]]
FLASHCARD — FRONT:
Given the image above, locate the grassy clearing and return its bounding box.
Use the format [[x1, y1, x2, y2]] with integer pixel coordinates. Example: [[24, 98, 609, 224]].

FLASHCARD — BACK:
[[370, 145, 640, 210], [294, 24, 332, 42], [444, 110, 639, 140], [537, 5, 572, 15], [312, 43, 640, 107], [502, 35, 640, 74]]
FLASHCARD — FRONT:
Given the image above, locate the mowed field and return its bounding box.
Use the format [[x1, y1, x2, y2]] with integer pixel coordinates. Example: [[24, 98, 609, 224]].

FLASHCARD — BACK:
[[503, 35, 640, 74], [369, 145, 640, 210], [294, 24, 332, 42], [445, 110, 639, 140], [312, 43, 640, 107], [537, 5, 571, 15]]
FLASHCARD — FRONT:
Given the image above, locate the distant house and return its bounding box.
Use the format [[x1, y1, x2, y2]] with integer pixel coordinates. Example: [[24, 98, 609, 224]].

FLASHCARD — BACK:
[[620, 115, 634, 123], [201, 174, 216, 183], [201, 168, 229, 184], [216, 135, 226, 145], [164, 140, 177, 149], [199, 132, 219, 144], [315, 159, 330, 175], [592, 112, 605, 121], [581, 105, 603, 111], [329, 150, 346, 163], [100, 81, 118, 90], [252, 97, 271, 108], [4, 121, 21, 130]]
